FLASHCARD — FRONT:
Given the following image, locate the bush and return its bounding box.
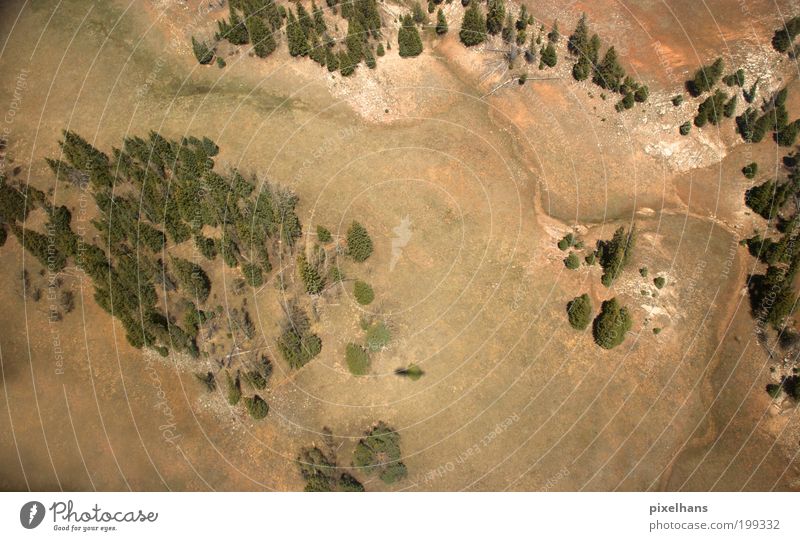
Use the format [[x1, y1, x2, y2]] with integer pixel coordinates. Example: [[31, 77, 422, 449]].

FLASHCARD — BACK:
[[566, 294, 592, 330], [346, 343, 370, 375], [679, 122, 691, 136], [592, 298, 632, 349], [244, 394, 269, 419], [653, 276, 666, 289], [242, 263, 263, 287], [195, 371, 216, 392], [564, 252, 580, 269], [353, 280, 375, 305], [742, 162, 758, 179], [225, 371, 241, 405], [672, 95, 683, 106], [347, 221, 373, 262]]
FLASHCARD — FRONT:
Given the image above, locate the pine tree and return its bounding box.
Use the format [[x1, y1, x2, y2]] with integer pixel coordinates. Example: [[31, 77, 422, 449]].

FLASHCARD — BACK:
[[298, 253, 325, 294], [191, 36, 214, 64], [592, 298, 632, 349], [547, 20, 559, 43], [486, 0, 505, 35], [436, 8, 448, 35], [218, 8, 249, 45], [568, 13, 588, 56], [347, 221, 373, 262], [567, 294, 592, 330], [312, 0, 327, 34], [460, 3, 487, 46], [247, 15, 276, 58], [593, 46, 625, 91], [516, 5, 529, 31], [297, 2, 314, 37], [540, 42, 557, 68], [287, 11, 310, 56], [376, 42, 385, 56], [398, 14, 423, 57], [502, 13, 514, 43]]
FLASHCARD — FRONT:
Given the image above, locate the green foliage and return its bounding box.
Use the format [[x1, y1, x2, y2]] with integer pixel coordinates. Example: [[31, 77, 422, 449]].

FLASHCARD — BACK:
[[353, 422, 407, 484], [653, 276, 666, 289], [217, 7, 249, 45], [745, 179, 790, 219], [347, 221, 373, 262], [353, 280, 375, 305], [460, 3, 486, 46], [686, 57, 724, 96], [242, 369, 267, 390], [776, 120, 800, 147], [639, 266, 648, 277], [679, 121, 691, 136], [346, 343, 370, 375], [247, 14, 277, 58], [567, 293, 592, 330], [317, 224, 332, 242], [564, 252, 580, 269], [557, 232, 574, 250], [597, 225, 636, 287], [376, 42, 385, 56], [191, 36, 214, 64], [652, 327, 662, 335], [592, 298, 632, 349], [398, 14, 423, 57], [195, 371, 216, 392], [287, 11, 310, 57], [722, 69, 745, 87], [672, 95, 684, 106], [694, 90, 728, 127], [172, 257, 211, 302], [540, 42, 557, 68], [244, 394, 269, 419], [584, 252, 596, 265], [395, 364, 424, 380], [242, 263, 263, 287]]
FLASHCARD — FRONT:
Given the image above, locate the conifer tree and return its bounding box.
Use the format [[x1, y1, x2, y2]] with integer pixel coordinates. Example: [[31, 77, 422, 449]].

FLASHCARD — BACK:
[[593, 46, 625, 91], [502, 13, 514, 43], [486, 0, 505, 35], [436, 8, 448, 35], [287, 11, 310, 56], [218, 8, 249, 45], [347, 221, 373, 262], [540, 42, 557, 68], [312, 0, 327, 34], [568, 13, 588, 56], [248, 15, 277, 58], [460, 3, 487, 46], [592, 298, 632, 349], [298, 253, 325, 294], [192, 36, 214, 64], [547, 20, 559, 43]]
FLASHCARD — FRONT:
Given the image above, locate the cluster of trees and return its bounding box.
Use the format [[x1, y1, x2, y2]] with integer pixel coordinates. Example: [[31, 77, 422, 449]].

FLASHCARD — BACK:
[[16, 130, 305, 359], [297, 444, 364, 491], [686, 57, 724, 97], [353, 421, 408, 484], [203, 0, 385, 77], [566, 14, 648, 111], [736, 86, 800, 147], [596, 225, 637, 286]]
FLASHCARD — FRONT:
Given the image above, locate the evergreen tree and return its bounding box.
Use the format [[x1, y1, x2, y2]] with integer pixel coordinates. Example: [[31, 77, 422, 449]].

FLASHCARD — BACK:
[[567, 293, 592, 330], [486, 0, 505, 35], [297, 2, 314, 37], [436, 9, 448, 35], [312, 0, 327, 34], [171, 257, 211, 302], [298, 253, 325, 294], [218, 8, 249, 45], [540, 42, 557, 68], [547, 20, 559, 43], [516, 5, 529, 31], [460, 3, 487, 46], [398, 14, 423, 57], [592, 46, 625, 91], [686, 57, 724, 96], [287, 11, 310, 56], [191, 36, 214, 64], [592, 298, 632, 349], [568, 13, 588, 56], [502, 13, 514, 43], [346, 221, 373, 262], [376, 42, 385, 56], [247, 15, 277, 58]]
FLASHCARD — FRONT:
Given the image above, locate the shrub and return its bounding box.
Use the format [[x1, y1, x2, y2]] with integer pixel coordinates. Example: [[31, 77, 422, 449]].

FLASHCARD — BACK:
[[297, 446, 364, 492], [557, 232, 574, 250], [346, 343, 370, 375], [244, 394, 269, 419], [742, 162, 758, 179], [679, 122, 691, 136], [564, 252, 580, 269], [278, 304, 322, 369], [195, 371, 216, 392], [566, 294, 592, 330], [652, 327, 662, 335], [353, 280, 375, 305], [584, 252, 596, 265], [242, 263, 263, 287], [242, 370, 267, 390], [672, 95, 684, 106], [347, 221, 373, 262], [653, 276, 666, 289], [592, 298, 632, 349], [639, 266, 648, 277]]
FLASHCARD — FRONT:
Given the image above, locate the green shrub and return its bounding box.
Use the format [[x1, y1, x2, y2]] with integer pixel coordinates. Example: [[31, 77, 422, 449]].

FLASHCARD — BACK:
[[346, 343, 370, 375], [742, 162, 758, 179], [654, 276, 666, 289], [242, 370, 267, 390], [242, 263, 263, 287], [592, 298, 632, 349], [679, 121, 691, 136], [172, 257, 211, 302], [317, 225, 332, 243], [225, 371, 241, 405], [639, 266, 648, 277], [672, 95, 683, 106], [195, 371, 216, 392], [353, 422, 407, 484], [652, 327, 662, 335], [244, 395, 269, 419], [354, 280, 375, 305], [584, 252, 596, 265], [567, 294, 592, 330], [564, 252, 580, 269], [365, 321, 391, 351]]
